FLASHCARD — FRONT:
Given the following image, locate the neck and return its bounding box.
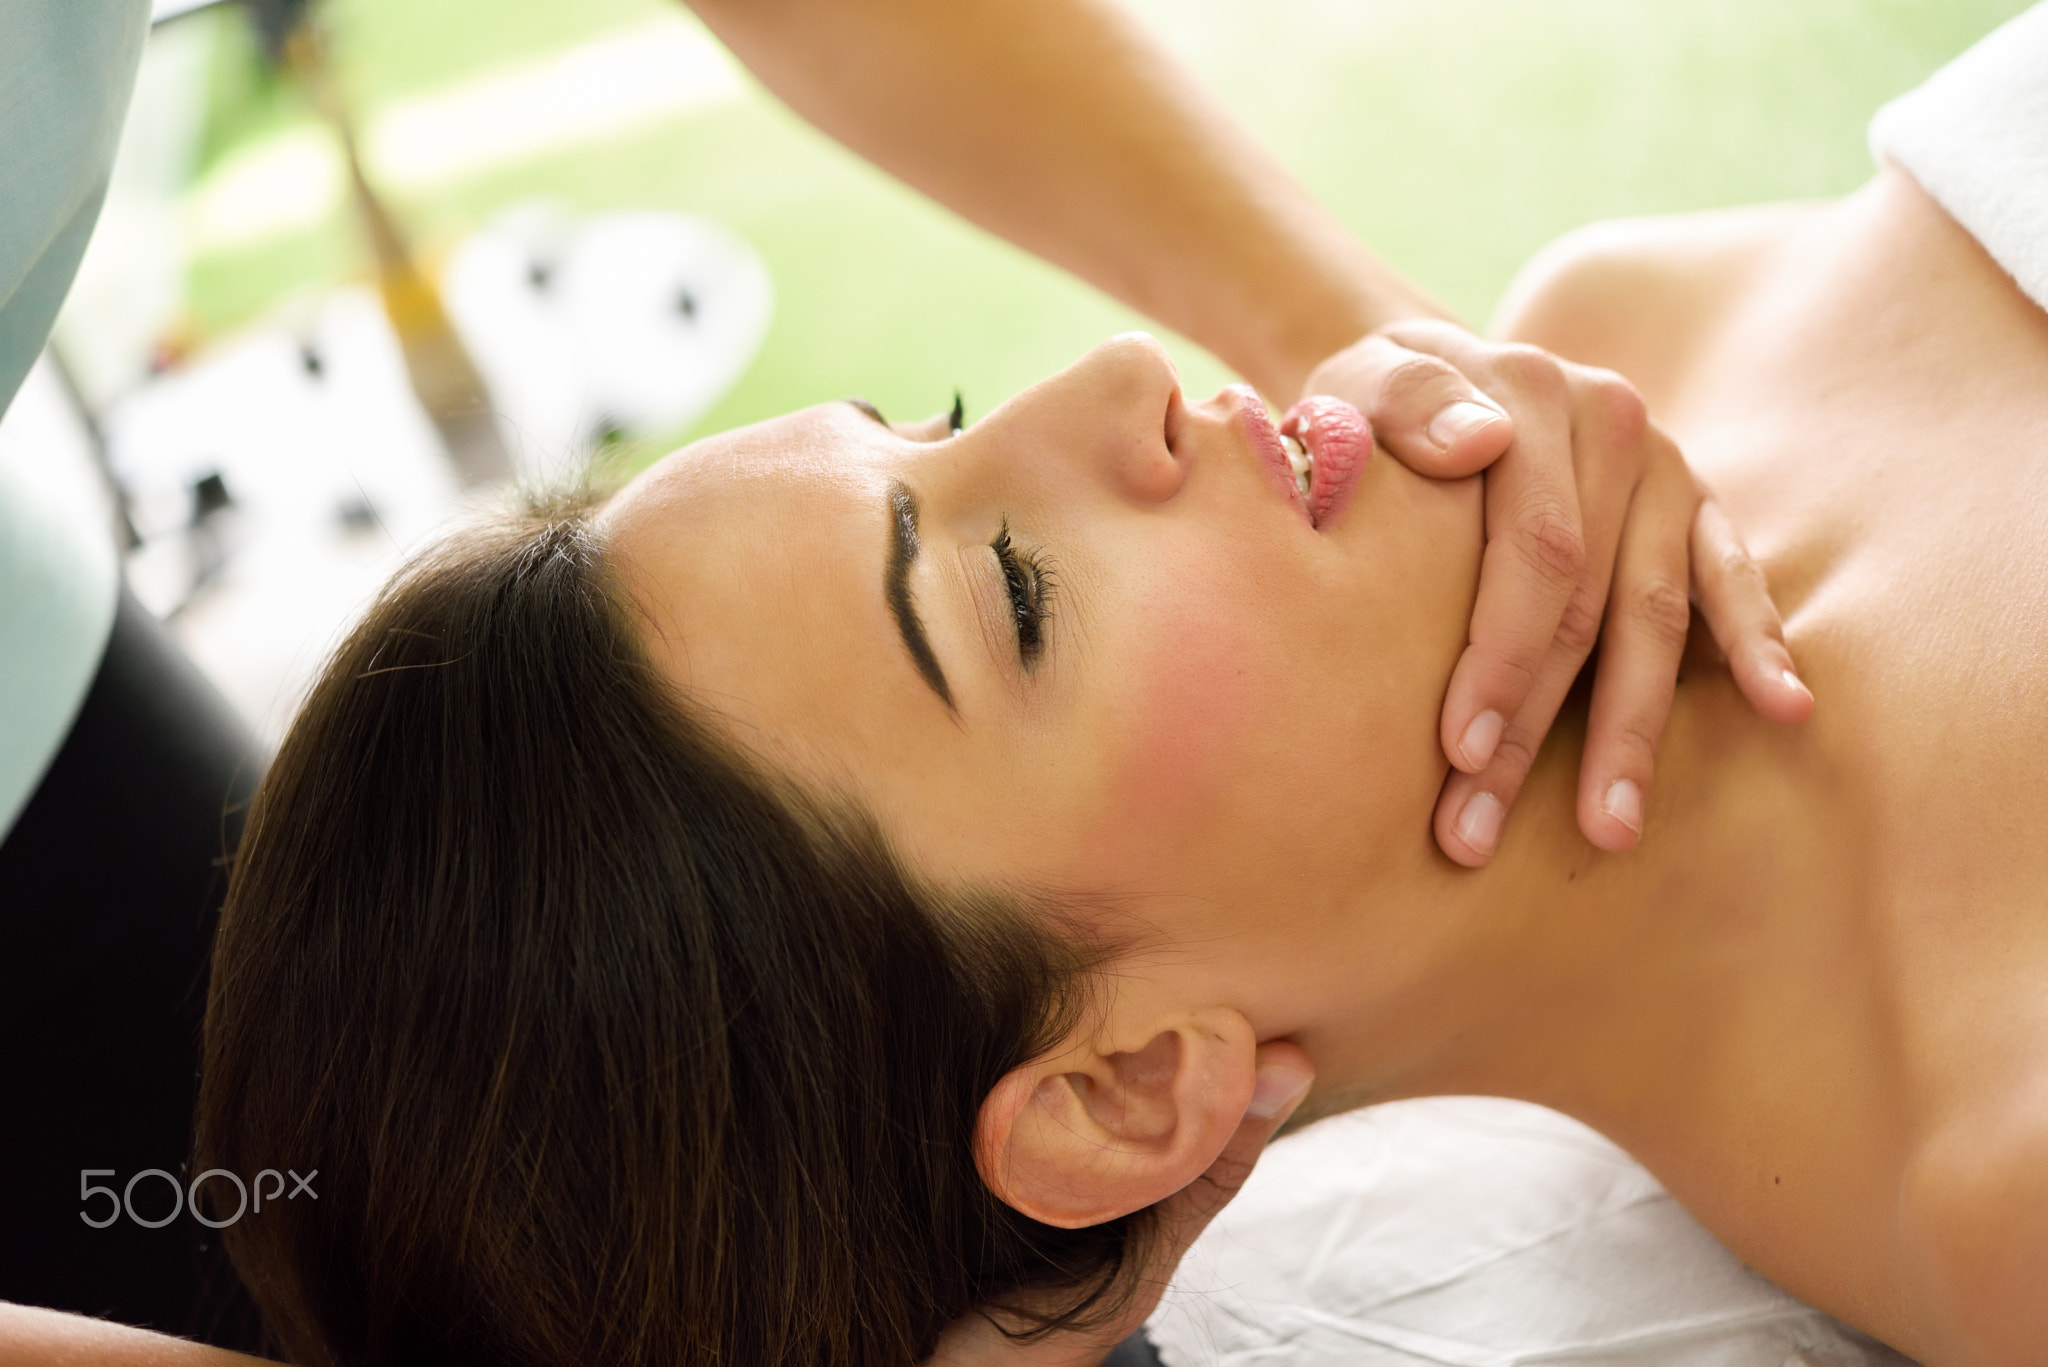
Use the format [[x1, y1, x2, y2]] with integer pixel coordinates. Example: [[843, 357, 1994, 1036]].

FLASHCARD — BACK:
[[1296, 660, 1863, 1165]]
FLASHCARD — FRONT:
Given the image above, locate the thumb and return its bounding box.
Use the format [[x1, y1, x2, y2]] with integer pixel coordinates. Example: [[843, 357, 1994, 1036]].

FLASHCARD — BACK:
[[1153, 1041, 1314, 1252], [1302, 332, 1511, 478]]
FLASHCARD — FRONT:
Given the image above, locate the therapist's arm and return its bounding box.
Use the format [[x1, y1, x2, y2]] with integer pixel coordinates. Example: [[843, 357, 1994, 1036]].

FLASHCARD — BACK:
[[0, 1303, 275, 1366], [680, 0, 1811, 865], [684, 0, 1429, 405]]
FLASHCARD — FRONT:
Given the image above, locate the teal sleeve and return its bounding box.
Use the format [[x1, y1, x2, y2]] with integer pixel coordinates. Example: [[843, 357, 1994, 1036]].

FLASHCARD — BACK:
[[0, 0, 150, 420], [0, 0, 150, 838]]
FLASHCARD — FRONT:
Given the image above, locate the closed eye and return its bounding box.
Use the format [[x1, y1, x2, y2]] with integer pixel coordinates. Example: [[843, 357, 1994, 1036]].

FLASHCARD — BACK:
[[991, 521, 1055, 667]]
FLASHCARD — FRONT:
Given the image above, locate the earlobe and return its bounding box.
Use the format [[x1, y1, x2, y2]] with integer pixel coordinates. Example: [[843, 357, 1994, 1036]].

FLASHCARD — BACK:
[[973, 1007, 1257, 1228]]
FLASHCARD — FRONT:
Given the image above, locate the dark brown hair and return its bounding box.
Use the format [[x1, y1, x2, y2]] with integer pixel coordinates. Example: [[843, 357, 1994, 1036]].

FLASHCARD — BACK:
[[194, 496, 1147, 1366]]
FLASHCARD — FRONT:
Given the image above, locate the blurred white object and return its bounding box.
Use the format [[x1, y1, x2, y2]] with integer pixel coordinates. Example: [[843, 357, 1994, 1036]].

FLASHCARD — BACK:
[[442, 205, 774, 479], [1149, 1098, 1917, 1367], [104, 208, 769, 739], [105, 287, 460, 738]]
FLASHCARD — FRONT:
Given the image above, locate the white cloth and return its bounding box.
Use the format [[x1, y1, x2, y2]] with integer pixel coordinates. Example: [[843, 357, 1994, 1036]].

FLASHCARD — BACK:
[[1869, 1, 2048, 313], [0, 0, 147, 838], [1147, 1099, 1915, 1367]]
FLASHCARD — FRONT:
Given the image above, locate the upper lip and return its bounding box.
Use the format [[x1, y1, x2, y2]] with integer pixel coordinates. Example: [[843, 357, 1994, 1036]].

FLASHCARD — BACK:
[[1227, 385, 1313, 527]]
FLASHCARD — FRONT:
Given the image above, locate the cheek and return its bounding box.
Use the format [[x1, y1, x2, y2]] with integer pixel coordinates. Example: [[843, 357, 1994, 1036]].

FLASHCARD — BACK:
[[1053, 560, 1452, 905], [1065, 576, 1279, 884]]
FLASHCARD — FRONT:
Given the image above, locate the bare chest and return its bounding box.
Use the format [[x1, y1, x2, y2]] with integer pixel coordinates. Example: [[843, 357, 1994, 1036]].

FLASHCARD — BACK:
[[1668, 175, 2048, 930], [1645, 214, 2048, 1349]]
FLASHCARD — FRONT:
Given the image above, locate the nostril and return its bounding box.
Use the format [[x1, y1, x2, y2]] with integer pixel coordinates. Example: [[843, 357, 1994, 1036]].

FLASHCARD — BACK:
[[1067, 331, 1190, 502], [1121, 427, 1187, 504]]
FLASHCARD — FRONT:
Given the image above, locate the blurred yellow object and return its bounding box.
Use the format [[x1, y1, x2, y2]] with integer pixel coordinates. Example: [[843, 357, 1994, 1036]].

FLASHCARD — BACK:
[[287, 24, 509, 486]]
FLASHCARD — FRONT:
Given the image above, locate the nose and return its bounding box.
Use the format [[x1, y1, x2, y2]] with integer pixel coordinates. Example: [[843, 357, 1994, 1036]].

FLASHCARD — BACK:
[[1060, 332, 1188, 505]]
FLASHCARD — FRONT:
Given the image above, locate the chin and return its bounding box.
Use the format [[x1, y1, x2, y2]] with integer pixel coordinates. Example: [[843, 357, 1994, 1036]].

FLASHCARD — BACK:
[[1336, 451, 1484, 678], [1322, 457, 1483, 829]]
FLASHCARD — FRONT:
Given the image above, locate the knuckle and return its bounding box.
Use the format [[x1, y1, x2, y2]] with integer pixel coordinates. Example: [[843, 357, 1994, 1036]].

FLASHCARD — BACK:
[[1520, 503, 1588, 585], [1626, 578, 1694, 651], [1471, 641, 1543, 700], [1553, 590, 1604, 658], [1581, 369, 1649, 444], [1488, 730, 1540, 783], [1613, 716, 1665, 768], [1497, 650, 1544, 698], [1493, 343, 1564, 393], [1715, 543, 1767, 591]]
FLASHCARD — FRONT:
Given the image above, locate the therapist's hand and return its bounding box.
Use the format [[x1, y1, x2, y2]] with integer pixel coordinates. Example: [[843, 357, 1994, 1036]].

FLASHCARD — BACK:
[[1302, 319, 1814, 865], [926, 1043, 1314, 1367]]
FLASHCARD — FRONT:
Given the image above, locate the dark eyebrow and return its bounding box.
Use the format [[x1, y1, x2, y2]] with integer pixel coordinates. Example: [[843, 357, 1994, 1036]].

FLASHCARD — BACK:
[[885, 481, 954, 710], [845, 397, 888, 426]]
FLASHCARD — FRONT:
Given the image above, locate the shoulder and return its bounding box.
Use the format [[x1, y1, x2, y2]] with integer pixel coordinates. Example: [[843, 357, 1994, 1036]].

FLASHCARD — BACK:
[[1897, 1094, 2048, 1366], [1488, 201, 1832, 417]]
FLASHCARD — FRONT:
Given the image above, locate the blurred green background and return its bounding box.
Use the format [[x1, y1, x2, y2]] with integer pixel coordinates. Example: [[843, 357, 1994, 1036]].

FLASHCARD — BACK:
[[184, 0, 2033, 453]]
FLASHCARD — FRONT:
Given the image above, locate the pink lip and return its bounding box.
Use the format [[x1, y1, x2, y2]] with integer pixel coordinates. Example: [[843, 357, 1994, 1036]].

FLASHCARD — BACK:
[[1283, 396, 1372, 530], [1228, 385, 1312, 526], [1227, 384, 1374, 530]]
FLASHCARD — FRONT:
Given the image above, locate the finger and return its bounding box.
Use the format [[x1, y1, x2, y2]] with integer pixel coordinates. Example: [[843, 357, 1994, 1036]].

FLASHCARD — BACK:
[[1437, 354, 1590, 778], [1692, 499, 1814, 725], [1432, 586, 1598, 866], [1302, 333, 1511, 477], [1436, 373, 1646, 863], [1153, 1042, 1313, 1253], [1574, 458, 1697, 853]]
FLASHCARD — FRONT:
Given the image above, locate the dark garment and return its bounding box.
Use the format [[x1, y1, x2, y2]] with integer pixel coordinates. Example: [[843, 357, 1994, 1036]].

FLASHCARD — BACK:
[[0, 585, 266, 1352], [1105, 1329, 1167, 1367]]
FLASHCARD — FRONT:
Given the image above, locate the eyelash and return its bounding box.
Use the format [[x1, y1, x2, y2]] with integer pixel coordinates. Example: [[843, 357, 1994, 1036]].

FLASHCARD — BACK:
[[991, 521, 1055, 666]]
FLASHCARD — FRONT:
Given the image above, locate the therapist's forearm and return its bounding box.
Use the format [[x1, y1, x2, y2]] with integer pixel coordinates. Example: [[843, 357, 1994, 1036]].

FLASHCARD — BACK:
[[681, 0, 1452, 400], [0, 1303, 275, 1366]]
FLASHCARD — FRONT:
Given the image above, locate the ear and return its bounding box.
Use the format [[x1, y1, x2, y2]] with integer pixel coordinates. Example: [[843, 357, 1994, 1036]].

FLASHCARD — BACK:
[[973, 1006, 1257, 1228]]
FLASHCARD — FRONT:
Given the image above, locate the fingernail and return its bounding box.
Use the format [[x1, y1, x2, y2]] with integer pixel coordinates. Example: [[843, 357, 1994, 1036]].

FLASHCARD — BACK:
[[1601, 778, 1645, 835], [1458, 710, 1504, 770], [1454, 791, 1504, 856], [1428, 400, 1507, 451], [1780, 667, 1811, 701], [1247, 1064, 1313, 1119]]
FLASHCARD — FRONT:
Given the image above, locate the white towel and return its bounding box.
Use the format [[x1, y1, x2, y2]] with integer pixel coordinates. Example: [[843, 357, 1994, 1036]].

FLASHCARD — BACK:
[[1146, 1098, 1915, 1367], [1869, 2, 2048, 313]]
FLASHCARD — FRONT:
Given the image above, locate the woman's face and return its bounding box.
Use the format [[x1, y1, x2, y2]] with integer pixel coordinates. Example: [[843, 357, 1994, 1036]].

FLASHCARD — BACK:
[[604, 335, 1482, 1024]]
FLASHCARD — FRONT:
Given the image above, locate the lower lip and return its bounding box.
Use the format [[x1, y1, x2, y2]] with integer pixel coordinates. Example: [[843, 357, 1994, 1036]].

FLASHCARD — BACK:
[[1283, 396, 1373, 530]]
